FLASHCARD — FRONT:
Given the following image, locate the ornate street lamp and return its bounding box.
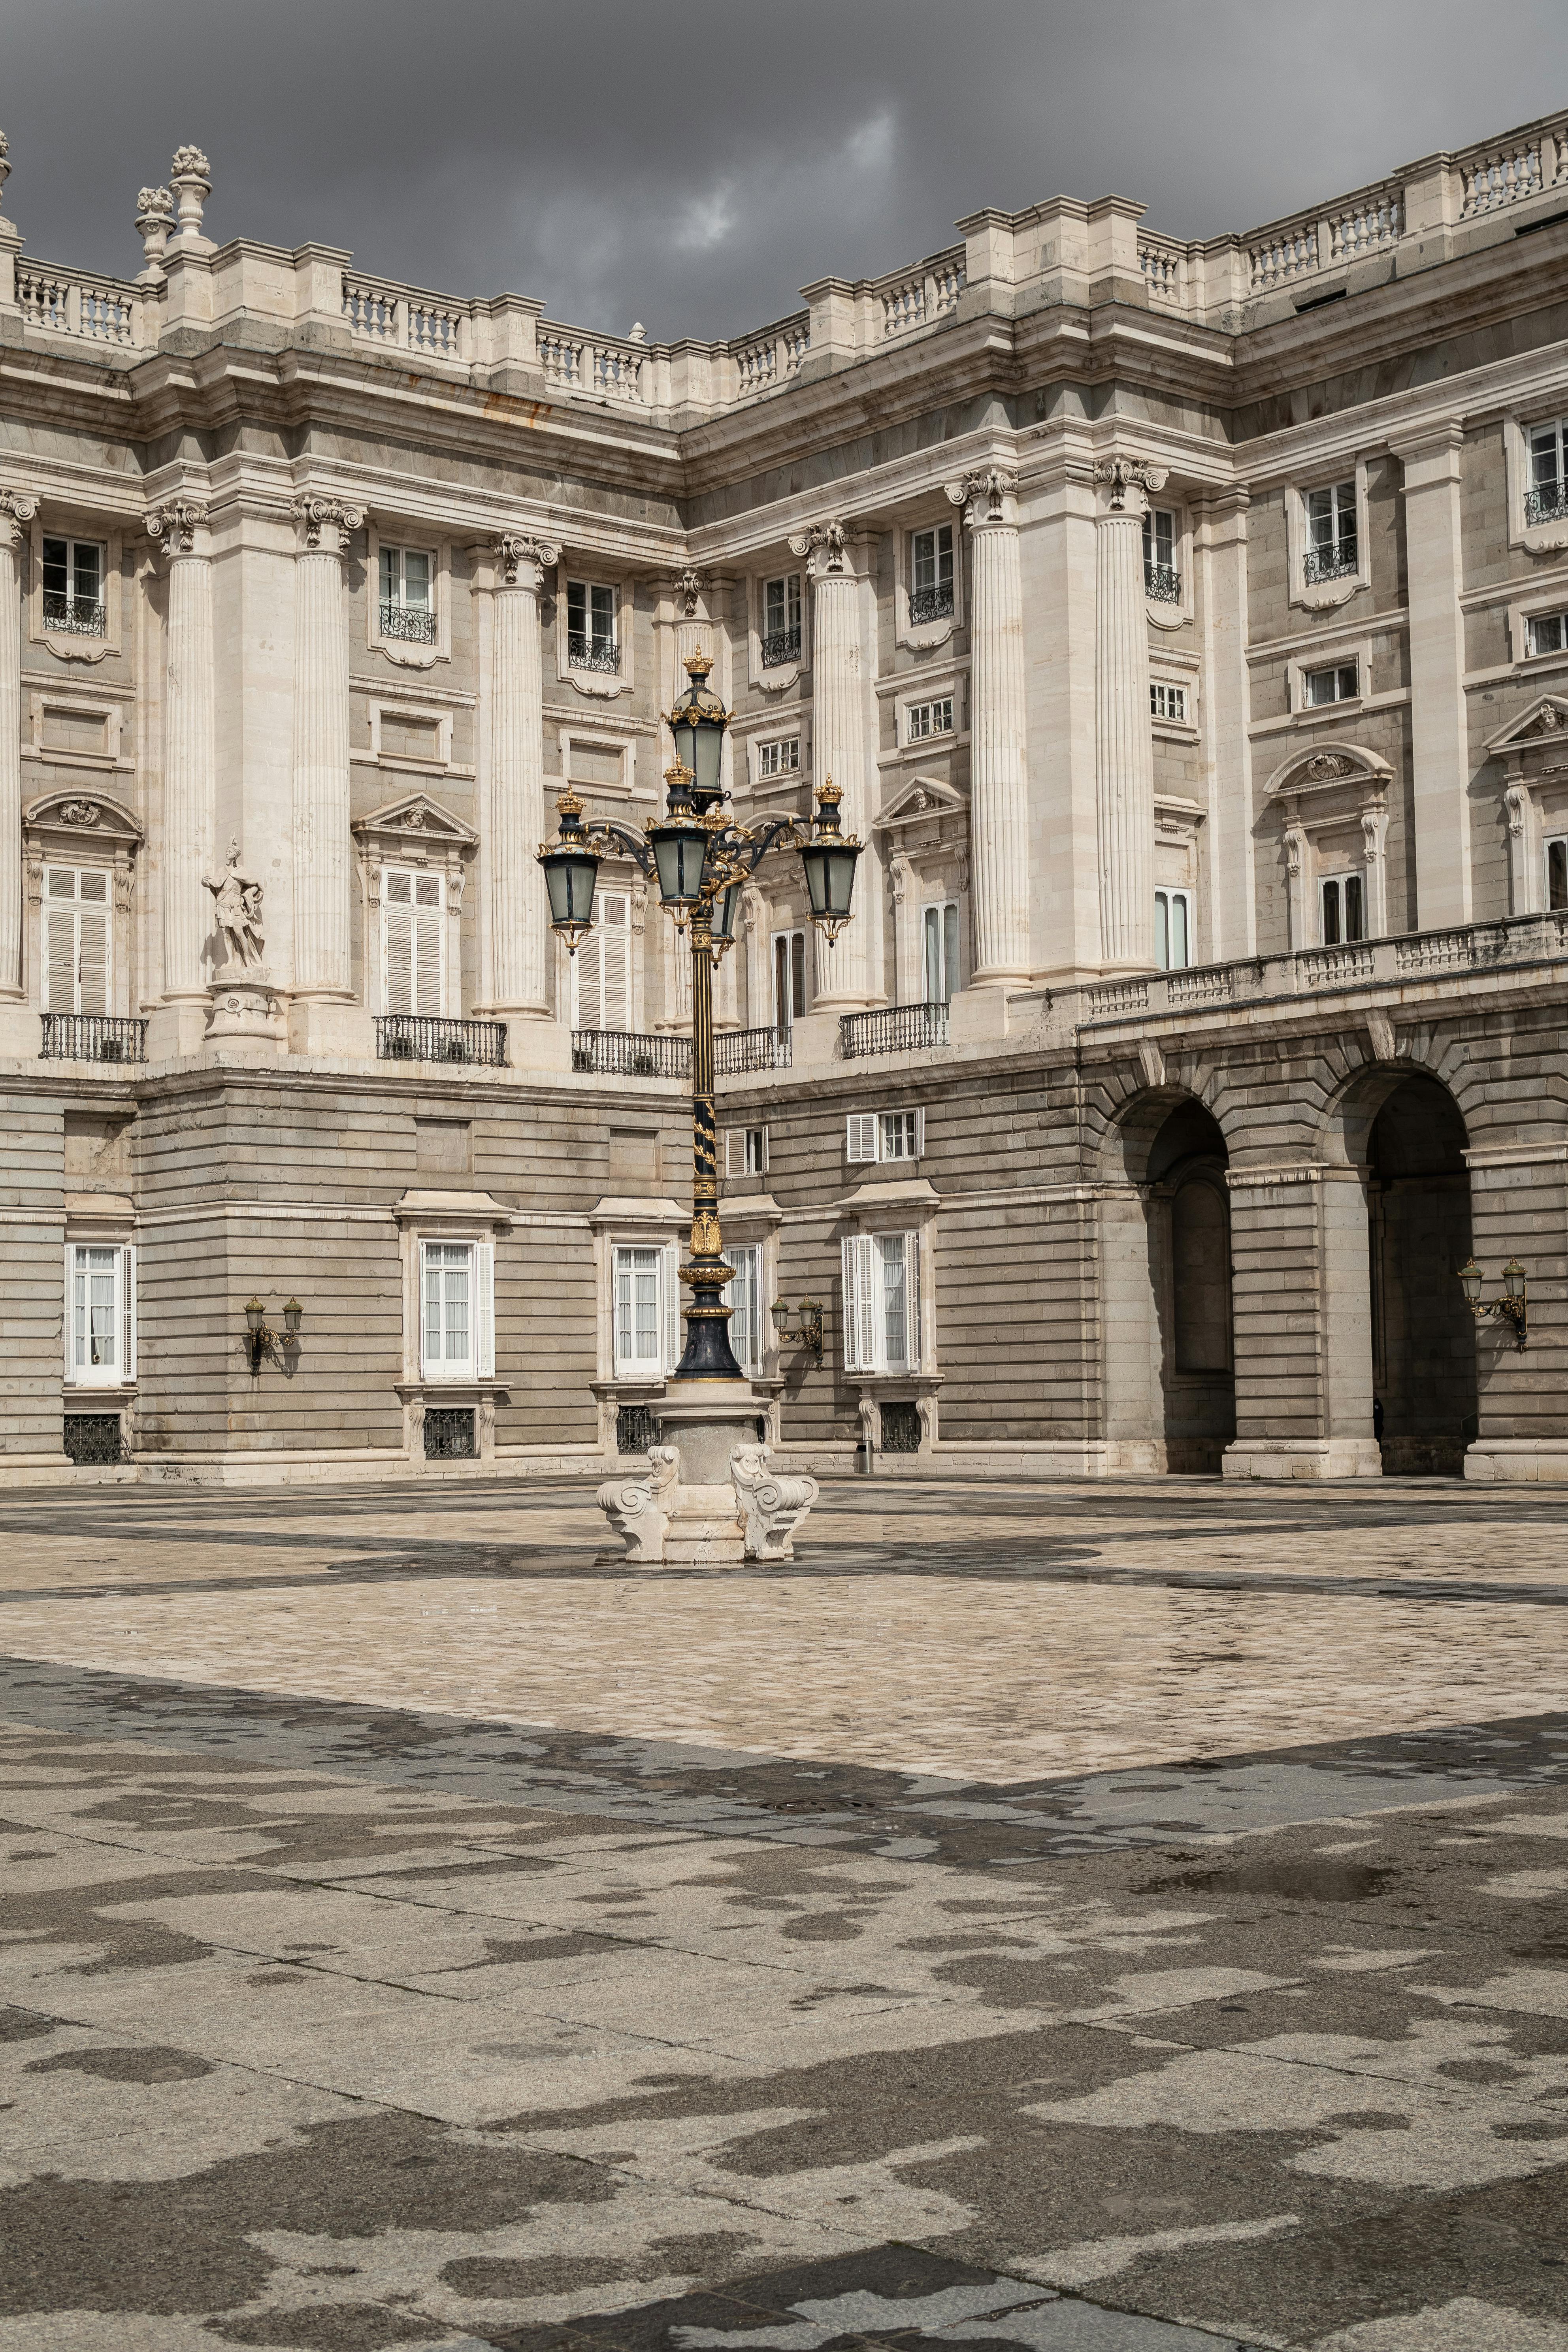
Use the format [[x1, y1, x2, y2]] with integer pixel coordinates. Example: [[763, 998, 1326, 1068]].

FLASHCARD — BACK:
[[1457, 1255, 1528, 1348], [538, 649, 861, 1382]]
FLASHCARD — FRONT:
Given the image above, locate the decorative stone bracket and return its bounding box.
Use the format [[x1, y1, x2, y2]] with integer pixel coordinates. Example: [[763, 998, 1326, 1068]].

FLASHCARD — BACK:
[[596, 1438, 819, 1566]]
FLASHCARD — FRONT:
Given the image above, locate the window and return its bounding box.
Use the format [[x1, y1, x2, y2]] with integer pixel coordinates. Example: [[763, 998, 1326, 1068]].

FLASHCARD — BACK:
[[1528, 420, 1568, 526], [1549, 836, 1568, 910], [761, 574, 801, 668], [923, 901, 959, 1004], [906, 698, 954, 744], [846, 1108, 924, 1164], [1303, 482, 1357, 584], [726, 1243, 764, 1375], [1320, 873, 1366, 945], [420, 1240, 494, 1381], [841, 1231, 921, 1374], [378, 545, 435, 644], [1527, 611, 1568, 658], [612, 1242, 677, 1376], [1143, 509, 1180, 603], [1154, 888, 1191, 972], [43, 865, 110, 1015], [910, 525, 954, 624], [66, 1242, 134, 1388], [757, 735, 801, 779], [567, 580, 618, 673], [1150, 680, 1188, 723], [1303, 660, 1359, 708], [572, 889, 631, 1031], [773, 929, 806, 1037], [725, 1127, 768, 1176], [383, 867, 444, 1015], [41, 536, 106, 636]]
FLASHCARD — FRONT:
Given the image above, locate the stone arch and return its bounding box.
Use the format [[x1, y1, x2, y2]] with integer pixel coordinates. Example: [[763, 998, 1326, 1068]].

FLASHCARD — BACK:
[[1322, 1059, 1478, 1476], [1099, 1077, 1236, 1475]]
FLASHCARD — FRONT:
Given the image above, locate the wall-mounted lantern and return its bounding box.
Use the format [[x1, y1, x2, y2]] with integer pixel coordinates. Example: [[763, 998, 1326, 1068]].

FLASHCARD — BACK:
[[770, 1295, 824, 1367], [244, 1295, 304, 1374], [1458, 1257, 1527, 1348]]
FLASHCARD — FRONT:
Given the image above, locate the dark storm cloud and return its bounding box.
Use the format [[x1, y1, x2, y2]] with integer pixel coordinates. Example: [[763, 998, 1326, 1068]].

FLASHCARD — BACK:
[[5, 0, 1568, 343]]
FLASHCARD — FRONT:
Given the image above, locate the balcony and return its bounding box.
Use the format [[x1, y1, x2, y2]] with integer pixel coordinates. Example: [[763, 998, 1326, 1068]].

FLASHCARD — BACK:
[[568, 633, 620, 675], [573, 1029, 691, 1078], [379, 599, 437, 645], [908, 585, 954, 626], [1526, 484, 1568, 527], [760, 627, 802, 669], [1144, 565, 1182, 605], [376, 1016, 507, 1066], [40, 1014, 146, 1063], [715, 1026, 793, 1076], [42, 593, 106, 638], [1304, 546, 1359, 585], [840, 1002, 950, 1059]]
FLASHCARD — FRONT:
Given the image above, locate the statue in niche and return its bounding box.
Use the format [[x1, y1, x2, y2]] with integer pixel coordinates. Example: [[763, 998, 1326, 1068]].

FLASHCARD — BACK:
[[204, 841, 266, 972]]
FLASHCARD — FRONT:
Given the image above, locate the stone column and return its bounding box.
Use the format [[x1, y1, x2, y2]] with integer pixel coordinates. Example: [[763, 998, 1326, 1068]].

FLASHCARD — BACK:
[[1390, 422, 1471, 931], [789, 519, 878, 1009], [289, 496, 362, 1046], [0, 489, 37, 1006], [946, 469, 1029, 984], [485, 531, 558, 1021], [147, 499, 216, 1023], [1093, 457, 1165, 970]]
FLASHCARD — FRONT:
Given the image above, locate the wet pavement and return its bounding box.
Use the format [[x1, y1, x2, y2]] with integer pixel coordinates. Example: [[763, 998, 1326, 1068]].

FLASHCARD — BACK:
[[2, 1474, 1567, 2350]]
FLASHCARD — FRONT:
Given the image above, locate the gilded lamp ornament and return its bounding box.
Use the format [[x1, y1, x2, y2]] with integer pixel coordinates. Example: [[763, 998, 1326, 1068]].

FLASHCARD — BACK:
[[536, 648, 861, 1381]]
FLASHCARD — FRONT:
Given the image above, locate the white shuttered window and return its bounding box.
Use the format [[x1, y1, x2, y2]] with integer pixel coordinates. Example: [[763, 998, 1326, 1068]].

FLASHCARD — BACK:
[[726, 1243, 763, 1375], [66, 1242, 135, 1386], [44, 866, 111, 1015], [383, 868, 444, 1015], [613, 1242, 678, 1376], [419, 1240, 494, 1380], [573, 890, 632, 1031], [840, 1232, 921, 1375]]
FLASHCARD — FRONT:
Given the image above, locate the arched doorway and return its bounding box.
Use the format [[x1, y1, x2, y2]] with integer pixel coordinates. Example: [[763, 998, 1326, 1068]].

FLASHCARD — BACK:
[[1149, 1100, 1236, 1474], [1365, 1073, 1478, 1476]]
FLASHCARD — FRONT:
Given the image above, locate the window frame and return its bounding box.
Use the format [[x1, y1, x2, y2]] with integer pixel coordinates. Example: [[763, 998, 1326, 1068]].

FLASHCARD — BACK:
[[725, 1126, 769, 1177], [381, 863, 447, 1017], [30, 517, 122, 662], [64, 1240, 135, 1390], [1301, 659, 1361, 710], [611, 1240, 678, 1379], [40, 535, 106, 635], [571, 884, 634, 1032], [1318, 870, 1367, 946], [905, 696, 956, 746], [1547, 833, 1568, 912], [42, 861, 113, 1016], [898, 517, 962, 646], [725, 1241, 765, 1377], [846, 1108, 925, 1165], [366, 522, 451, 668], [760, 571, 803, 672], [755, 733, 802, 782], [1286, 460, 1372, 609], [922, 899, 960, 1004], [840, 1229, 923, 1376], [772, 927, 807, 1037], [1150, 679, 1188, 724], [1154, 886, 1193, 972], [418, 1237, 495, 1383], [558, 568, 631, 698]]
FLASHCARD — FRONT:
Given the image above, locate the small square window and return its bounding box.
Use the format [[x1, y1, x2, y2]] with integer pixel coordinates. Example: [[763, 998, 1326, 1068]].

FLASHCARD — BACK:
[[725, 1126, 768, 1176], [1303, 661, 1359, 708], [757, 735, 801, 779], [1150, 680, 1187, 723], [906, 697, 954, 744], [1527, 611, 1568, 659]]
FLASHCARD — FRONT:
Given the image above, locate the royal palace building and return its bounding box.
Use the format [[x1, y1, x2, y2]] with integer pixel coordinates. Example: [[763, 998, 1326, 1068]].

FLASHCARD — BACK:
[[3, 115, 1568, 1485]]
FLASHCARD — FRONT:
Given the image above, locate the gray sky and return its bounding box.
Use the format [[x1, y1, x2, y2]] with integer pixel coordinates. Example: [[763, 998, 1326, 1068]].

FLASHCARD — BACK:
[[5, 0, 1568, 344]]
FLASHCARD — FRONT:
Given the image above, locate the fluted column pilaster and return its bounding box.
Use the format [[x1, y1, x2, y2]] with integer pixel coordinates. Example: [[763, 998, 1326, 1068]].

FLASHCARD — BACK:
[[485, 531, 557, 1016], [0, 490, 37, 997], [789, 519, 878, 1008], [148, 499, 215, 1000], [290, 497, 362, 998], [1093, 457, 1165, 969], [946, 469, 1029, 984]]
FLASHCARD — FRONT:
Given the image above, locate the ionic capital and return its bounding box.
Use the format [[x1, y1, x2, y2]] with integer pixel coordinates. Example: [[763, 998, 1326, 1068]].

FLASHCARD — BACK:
[[945, 469, 1018, 528], [787, 518, 849, 579], [147, 499, 209, 559], [0, 488, 38, 549], [1093, 456, 1168, 520], [292, 496, 363, 557], [492, 531, 558, 588]]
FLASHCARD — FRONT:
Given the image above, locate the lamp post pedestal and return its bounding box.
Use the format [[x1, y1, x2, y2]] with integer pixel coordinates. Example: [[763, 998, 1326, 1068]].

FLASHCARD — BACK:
[[595, 1382, 820, 1567]]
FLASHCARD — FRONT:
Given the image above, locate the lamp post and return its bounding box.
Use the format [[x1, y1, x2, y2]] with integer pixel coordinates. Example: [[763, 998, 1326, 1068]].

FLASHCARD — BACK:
[[539, 650, 860, 1387]]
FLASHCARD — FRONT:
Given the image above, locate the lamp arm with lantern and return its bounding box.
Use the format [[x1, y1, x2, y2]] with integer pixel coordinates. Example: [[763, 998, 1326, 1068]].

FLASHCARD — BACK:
[[538, 650, 861, 1384], [1457, 1256, 1528, 1349]]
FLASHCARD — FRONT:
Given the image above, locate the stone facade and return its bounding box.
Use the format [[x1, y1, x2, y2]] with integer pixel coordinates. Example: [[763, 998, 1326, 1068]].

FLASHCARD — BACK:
[[4, 117, 1568, 1484]]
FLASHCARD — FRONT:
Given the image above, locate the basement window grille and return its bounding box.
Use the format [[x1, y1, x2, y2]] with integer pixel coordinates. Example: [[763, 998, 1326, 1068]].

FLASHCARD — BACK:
[[423, 1406, 476, 1460]]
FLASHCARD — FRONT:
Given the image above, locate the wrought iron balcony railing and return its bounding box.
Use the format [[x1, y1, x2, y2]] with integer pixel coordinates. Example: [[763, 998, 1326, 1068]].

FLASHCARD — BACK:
[[908, 584, 954, 626], [573, 1028, 692, 1078], [40, 1014, 147, 1063], [714, 1026, 793, 1075], [376, 1015, 507, 1065], [379, 599, 437, 644], [840, 1001, 950, 1059], [1526, 484, 1568, 526], [1304, 545, 1359, 584], [760, 626, 802, 669], [42, 593, 106, 637], [1144, 564, 1182, 604], [567, 633, 621, 674]]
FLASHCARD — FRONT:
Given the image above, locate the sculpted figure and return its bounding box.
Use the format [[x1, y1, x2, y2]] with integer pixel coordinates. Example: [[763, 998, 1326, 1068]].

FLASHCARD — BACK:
[[204, 845, 265, 971]]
